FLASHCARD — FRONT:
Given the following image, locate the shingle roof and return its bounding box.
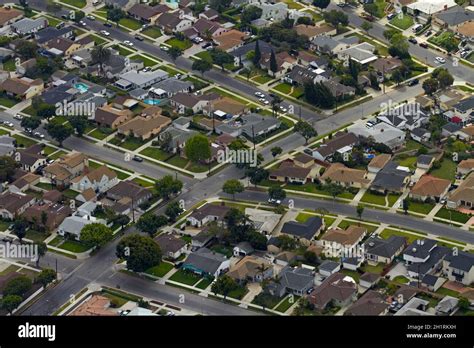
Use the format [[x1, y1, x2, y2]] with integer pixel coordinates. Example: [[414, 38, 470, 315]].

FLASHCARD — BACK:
[[281, 216, 322, 240]]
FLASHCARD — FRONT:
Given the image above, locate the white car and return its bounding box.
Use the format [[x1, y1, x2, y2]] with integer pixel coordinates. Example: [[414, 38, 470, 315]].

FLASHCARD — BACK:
[[254, 91, 265, 98], [123, 40, 133, 47], [160, 45, 169, 51], [79, 20, 86, 26], [34, 132, 44, 139], [268, 198, 281, 205], [279, 106, 287, 113], [100, 30, 110, 36], [14, 114, 23, 120], [5, 121, 13, 127], [86, 15, 95, 20], [263, 100, 269, 105], [435, 56, 446, 64]]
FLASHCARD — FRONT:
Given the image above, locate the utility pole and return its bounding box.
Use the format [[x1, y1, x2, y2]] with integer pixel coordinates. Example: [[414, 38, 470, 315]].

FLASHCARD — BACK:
[[382, 64, 385, 94], [252, 125, 256, 151]]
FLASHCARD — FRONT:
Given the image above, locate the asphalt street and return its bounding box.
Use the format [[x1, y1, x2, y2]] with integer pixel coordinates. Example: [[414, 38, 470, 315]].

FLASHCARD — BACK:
[[229, 190, 474, 245]]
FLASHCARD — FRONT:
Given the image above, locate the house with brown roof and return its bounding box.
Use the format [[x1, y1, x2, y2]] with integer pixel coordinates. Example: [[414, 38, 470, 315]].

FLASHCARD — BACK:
[[456, 21, 474, 39], [192, 18, 228, 38], [269, 160, 317, 184], [155, 12, 193, 33], [294, 24, 336, 41], [43, 189, 63, 204], [410, 175, 451, 202], [260, 51, 297, 78], [205, 96, 247, 119], [457, 159, 474, 176], [69, 295, 117, 316], [71, 165, 118, 193], [318, 225, 367, 257], [170, 92, 209, 114], [310, 132, 359, 161], [45, 37, 81, 57], [345, 290, 389, 316], [9, 172, 40, 193], [43, 152, 88, 188], [106, 180, 152, 214], [187, 203, 231, 227], [227, 256, 273, 284], [447, 172, 474, 209], [293, 153, 315, 168], [455, 125, 474, 141], [0, 192, 35, 219], [0, 7, 23, 27], [0, 77, 44, 99], [94, 104, 133, 129], [23, 203, 71, 231], [127, 3, 169, 23], [308, 272, 358, 310], [118, 114, 171, 140], [368, 154, 391, 174], [371, 57, 403, 78], [213, 29, 247, 52], [75, 187, 97, 204], [154, 233, 187, 260], [321, 163, 371, 189]]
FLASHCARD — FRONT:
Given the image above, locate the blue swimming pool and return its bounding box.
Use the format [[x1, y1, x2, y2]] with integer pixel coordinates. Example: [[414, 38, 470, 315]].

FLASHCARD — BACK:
[[74, 83, 89, 93], [144, 99, 162, 105]]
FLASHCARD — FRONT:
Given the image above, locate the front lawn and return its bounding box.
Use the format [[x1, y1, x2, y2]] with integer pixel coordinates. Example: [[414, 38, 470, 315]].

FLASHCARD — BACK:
[[165, 37, 192, 50], [130, 54, 158, 67], [360, 191, 386, 206], [274, 295, 299, 313], [59, 240, 91, 253], [195, 277, 214, 290], [145, 262, 174, 278], [0, 96, 17, 108], [389, 15, 414, 30], [141, 26, 162, 39], [13, 134, 38, 148], [227, 286, 248, 300], [393, 275, 409, 284], [379, 228, 421, 244], [273, 83, 292, 94], [140, 147, 171, 161], [118, 137, 146, 151], [89, 128, 114, 140], [428, 31, 460, 52], [113, 44, 134, 57], [59, 0, 86, 8], [169, 269, 201, 286], [119, 17, 142, 31], [90, 34, 109, 46], [435, 208, 470, 224], [253, 75, 273, 84], [407, 200, 435, 215]]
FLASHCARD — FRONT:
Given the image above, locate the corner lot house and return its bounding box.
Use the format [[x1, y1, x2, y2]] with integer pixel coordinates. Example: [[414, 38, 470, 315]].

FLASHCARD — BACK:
[[154, 234, 187, 260], [349, 122, 405, 149], [182, 247, 230, 278]]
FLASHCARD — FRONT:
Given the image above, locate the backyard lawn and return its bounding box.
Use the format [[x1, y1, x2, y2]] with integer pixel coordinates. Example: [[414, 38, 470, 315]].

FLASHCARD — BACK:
[[145, 262, 174, 278], [430, 159, 456, 181], [165, 38, 192, 50]]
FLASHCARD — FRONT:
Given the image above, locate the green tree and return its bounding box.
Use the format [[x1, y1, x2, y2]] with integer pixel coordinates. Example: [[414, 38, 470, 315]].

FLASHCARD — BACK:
[[136, 214, 168, 236], [192, 59, 212, 76], [294, 120, 317, 144], [165, 201, 183, 222], [209, 48, 234, 71], [271, 146, 282, 158], [16, 40, 37, 59], [246, 167, 269, 186], [168, 46, 183, 61], [271, 95, 283, 117], [184, 134, 211, 163], [422, 78, 439, 96], [73, 10, 85, 23], [313, 0, 330, 9], [268, 186, 286, 201], [356, 204, 364, 225], [1, 295, 23, 314], [402, 199, 410, 214], [35, 242, 47, 268], [36, 269, 56, 287], [107, 7, 124, 27], [222, 179, 244, 200], [91, 46, 111, 77], [80, 223, 113, 248], [116, 234, 162, 273], [20, 116, 41, 131], [69, 115, 88, 137], [253, 40, 261, 67], [433, 68, 454, 89], [113, 215, 131, 230], [3, 275, 32, 297], [241, 5, 262, 25], [45, 123, 73, 147], [0, 156, 17, 181], [37, 104, 56, 119], [155, 175, 183, 199], [211, 274, 238, 299], [12, 219, 28, 243], [269, 50, 278, 75], [361, 21, 373, 33]]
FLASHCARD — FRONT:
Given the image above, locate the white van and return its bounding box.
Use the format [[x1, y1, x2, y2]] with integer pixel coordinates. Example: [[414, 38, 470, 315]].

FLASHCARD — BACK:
[[412, 24, 423, 32]]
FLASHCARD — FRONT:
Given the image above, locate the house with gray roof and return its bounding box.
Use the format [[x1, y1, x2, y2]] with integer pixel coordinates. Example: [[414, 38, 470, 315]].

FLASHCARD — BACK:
[[371, 161, 411, 193], [11, 17, 48, 35], [311, 35, 358, 54], [278, 266, 315, 296], [434, 6, 474, 30], [349, 122, 406, 149], [435, 295, 459, 315], [150, 78, 194, 98], [364, 235, 406, 265], [57, 214, 106, 241], [443, 250, 474, 285], [403, 239, 450, 279], [280, 216, 323, 245], [116, 69, 169, 90], [318, 260, 341, 277], [215, 113, 281, 138], [182, 247, 230, 277], [0, 135, 15, 156], [338, 42, 377, 65], [230, 40, 275, 66], [159, 126, 198, 153], [35, 26, 74, 44]]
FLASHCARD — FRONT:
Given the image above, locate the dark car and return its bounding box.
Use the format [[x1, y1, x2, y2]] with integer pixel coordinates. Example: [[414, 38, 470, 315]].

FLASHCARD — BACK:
[[419, 42, 428, 49], [408, 38, 417, 44], [135, 35, 144, 41], [104, 22, 112, 27], [133, 155, 143, 162], [408, 78, 419, 86]]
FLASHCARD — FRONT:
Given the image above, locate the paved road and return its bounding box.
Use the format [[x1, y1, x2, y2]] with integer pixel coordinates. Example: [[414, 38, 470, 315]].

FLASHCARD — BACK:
[[329, 3, 474, 84], [229, 190, 474, 245]]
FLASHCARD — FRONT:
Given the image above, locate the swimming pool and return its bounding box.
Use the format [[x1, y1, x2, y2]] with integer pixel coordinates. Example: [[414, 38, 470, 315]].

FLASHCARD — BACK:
[[74, 82, 89, 93], [144, 99, 162, 105]]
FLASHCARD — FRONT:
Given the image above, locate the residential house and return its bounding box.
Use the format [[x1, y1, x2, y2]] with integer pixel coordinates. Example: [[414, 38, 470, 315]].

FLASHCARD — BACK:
[[229, 40, 275, 67], [0, 77, 44, 99], [150, 78, 194, 98], [363, 235, 406, 265], [411, 127, 431, 142], [0, 192, 35, 219], [403, 239, 450, 279], [359, 273, 380, 289], [191, 18, 228, 38], [106, 181, 152, 214], [278, 266, 315, 296], [280, 216, 323, 245], [260, 51, 296, 78], [371, 57, 403, 79], [213, 29, 247, 52], [444, 96, 474, 126], [410, 175, 451, 202], [71, 165, 118, 193], [42, 190, 63, 204], [17, 145, 47, 172], [345, 290, 389, 316], [456, 21, 474, 40], [89, 52, 144, 80], [205, 97, 248, 119], [182, 247, 230, 278], [435, 296, 459, 315], [117, 114, 171, 140], [338, 42, 378, 66], [308, 272, 357, 310], [457, 159, 474, 176], [368, 154, 392, 174], [11, 17, 48, 35], [187, 204, 231, 227], [215, 113, 281, 138], [94, 104, 133, 129], [170, 92, 209, 114], [199, 8, 219, 21], [16, 58, 37, 76], [0, 135, 15, 157], [447, 172, 474, 208], [158, 126, 198, 154], [321, 163, 371, 189], [58, 212, 106, 241], [442, 250, 474, 286], [245, 208, 281, 235], [294, 24, 336, 41], [227, 256, 273, 283], [269, 161, 315, 184], [23, 203, 71, 231], [377, 103, 428, 131], [43, 152, 88, 188], [283, 65, 331, 85], [233, 242, 254, 257], [35, 26, 75, 45], [421, 274, 446, 291], [256, 2, 288, 21], [395, 297, 432, 316], [456, 125, 474, 141], [318, 260, 341, 277], [407, 0, 457, 21], [9, 173, 40, 193], [116, 69, 169, 90], [154, 233, 187, 260], [127, 3, 169, 23], [433, 5, 474, 30], [371, 161, 411, 193], [75, 188, 97, 204], [191, 228, 215, 250], [0, 7, 23, 27], [318, 225, 367, 258], [311, 35, 359, 55], [274, 251, 297, 266], [155, 11, 193, 33], [416, 154, 435, 170], [349, 122, 406, 149], [310, 132, 359, 161], [323, 78, 356, 98], [45, 37, 81, 57]]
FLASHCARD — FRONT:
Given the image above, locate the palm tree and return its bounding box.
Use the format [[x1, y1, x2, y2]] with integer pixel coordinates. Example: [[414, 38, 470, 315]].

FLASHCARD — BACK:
[[91, 46, 111, 78], [315, 207, 329, 228]]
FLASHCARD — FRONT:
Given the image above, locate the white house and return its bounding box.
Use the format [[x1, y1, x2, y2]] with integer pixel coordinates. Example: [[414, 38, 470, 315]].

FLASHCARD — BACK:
[[71, 165, 118, 193]]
